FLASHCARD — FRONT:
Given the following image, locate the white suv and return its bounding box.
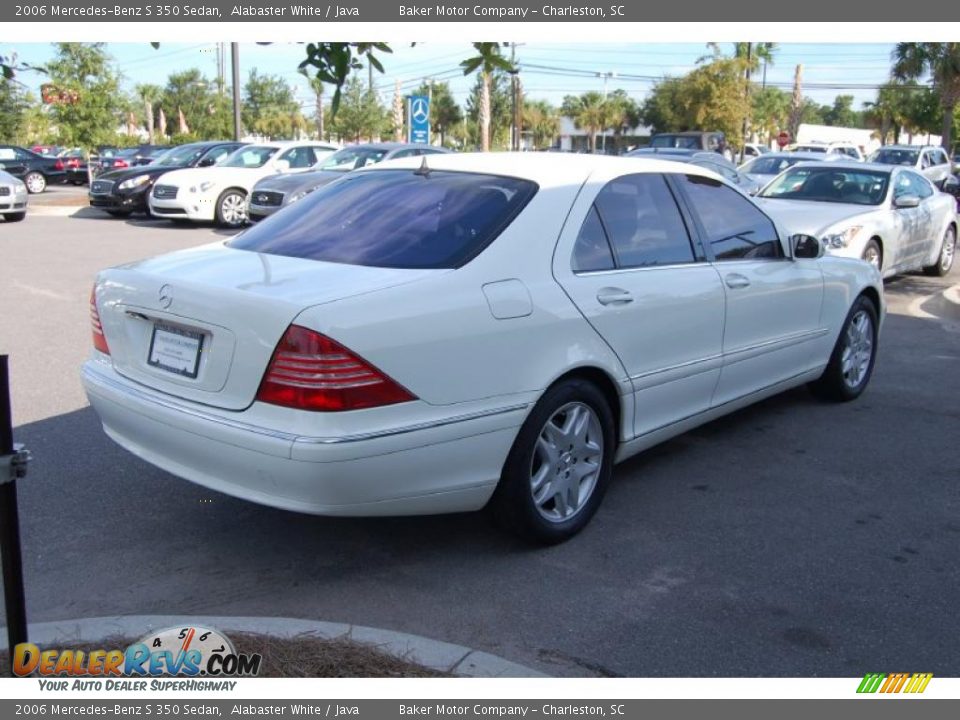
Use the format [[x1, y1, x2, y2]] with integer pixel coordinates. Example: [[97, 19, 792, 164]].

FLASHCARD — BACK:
[[792, 142, 865, 162], [869, 145, 954, 187]]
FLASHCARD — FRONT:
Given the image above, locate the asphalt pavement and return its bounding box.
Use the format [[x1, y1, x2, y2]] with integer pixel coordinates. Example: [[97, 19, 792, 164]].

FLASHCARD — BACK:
[[1, 211, 958, 677]]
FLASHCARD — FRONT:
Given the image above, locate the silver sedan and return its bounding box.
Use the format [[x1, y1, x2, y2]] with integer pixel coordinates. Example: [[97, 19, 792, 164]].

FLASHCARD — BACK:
[[755, 161, 956, 278]]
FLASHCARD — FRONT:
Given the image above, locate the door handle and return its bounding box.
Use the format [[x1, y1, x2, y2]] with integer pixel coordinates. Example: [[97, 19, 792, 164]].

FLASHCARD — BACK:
[[596, 287, 633, 306], [724, 273, 751, 289]]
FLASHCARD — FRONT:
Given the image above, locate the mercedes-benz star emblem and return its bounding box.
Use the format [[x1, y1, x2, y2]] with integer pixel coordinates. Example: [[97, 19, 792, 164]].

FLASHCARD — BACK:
[[411, 98, 429, 124], [158, 284, 173, 309]]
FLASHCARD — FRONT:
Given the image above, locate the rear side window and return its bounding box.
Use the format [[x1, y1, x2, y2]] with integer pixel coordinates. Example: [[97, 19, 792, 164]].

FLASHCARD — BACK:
[[593, 173, 695, 268], [228, 170, 538, 269], [572, 206, 615, 272], [680, 175, 782, 261]]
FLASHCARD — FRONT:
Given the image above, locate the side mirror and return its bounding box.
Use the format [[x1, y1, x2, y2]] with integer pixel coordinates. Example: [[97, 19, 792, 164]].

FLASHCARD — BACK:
[[274, 159, 291, 173], [197, 156, 217, 167], [792, 234, 824, 259], [894, 193, 920, 209], [942, 176, 960, 195]]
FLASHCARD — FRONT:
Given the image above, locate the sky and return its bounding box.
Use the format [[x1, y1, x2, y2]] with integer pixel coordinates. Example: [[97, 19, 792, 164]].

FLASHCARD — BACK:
[[3, 41, 904, 112]]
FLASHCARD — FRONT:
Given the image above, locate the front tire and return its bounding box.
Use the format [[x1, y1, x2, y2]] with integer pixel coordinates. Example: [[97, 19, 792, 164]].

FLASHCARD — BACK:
[[106, 209, 132, 218], [923, 225, 956, 277], [5, 212, 26, 223], [215, 189, 247, 228], [809, 295, 878, 402], [490, 378, 615, 544], [861, 239, 882, 272], [24, 172, 46, 194]]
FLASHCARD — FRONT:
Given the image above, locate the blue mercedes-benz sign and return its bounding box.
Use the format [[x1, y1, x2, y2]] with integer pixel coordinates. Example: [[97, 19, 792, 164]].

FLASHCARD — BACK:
[[408, 95, 430, 144]]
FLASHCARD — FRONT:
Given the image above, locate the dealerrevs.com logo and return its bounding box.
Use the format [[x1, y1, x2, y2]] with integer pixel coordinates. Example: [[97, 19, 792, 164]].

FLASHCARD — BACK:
[[14, 625, 262, 680], [857, 673, 933, 694]]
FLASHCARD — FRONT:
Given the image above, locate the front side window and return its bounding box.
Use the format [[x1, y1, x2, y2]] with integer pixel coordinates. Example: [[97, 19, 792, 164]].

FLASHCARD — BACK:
[[591, 173, 695, 268], [229, 169, 537, 269], [680, 175, 782, 261], [279, 146, 317, 169], [895, 171, 933, 200]]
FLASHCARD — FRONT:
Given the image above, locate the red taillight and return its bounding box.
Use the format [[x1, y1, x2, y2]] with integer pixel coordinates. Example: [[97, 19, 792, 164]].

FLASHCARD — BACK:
[[54, 159, 64, 170], [90, 287, 110, 355], [256, 325, 415, 412], [114, 159, 129, 169], [66, 158, 80, 168]]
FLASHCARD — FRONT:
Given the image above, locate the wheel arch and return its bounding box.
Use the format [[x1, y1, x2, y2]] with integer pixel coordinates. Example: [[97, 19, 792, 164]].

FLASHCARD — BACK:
[[544, 366, 625, 446]]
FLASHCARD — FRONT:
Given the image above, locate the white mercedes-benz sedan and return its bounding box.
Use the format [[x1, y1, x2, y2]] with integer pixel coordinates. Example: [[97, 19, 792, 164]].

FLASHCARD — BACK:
[[755, 161, 957, 278], [83, 153, 884, 543]]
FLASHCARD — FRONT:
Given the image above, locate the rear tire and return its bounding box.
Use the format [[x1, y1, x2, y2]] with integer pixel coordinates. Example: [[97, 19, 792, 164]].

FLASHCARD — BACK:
[[809, 295, 878, 402], [923, 226, 956, 277], [489, 378, 615, 544], [215, 189, 247, 228], [24, 172, 46, 194]]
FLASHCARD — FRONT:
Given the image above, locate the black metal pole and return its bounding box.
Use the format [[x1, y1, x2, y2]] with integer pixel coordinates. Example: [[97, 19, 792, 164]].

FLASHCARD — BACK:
[[231, 43, 242, 142], [0, 355, 29, 674]]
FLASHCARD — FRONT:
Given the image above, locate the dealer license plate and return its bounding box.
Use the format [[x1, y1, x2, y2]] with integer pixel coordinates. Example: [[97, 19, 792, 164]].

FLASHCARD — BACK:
[[147, 322, 204, 379]]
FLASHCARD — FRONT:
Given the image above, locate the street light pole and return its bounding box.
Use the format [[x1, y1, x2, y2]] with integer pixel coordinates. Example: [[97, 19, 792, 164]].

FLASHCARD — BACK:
[[231, 42, 241, 141]]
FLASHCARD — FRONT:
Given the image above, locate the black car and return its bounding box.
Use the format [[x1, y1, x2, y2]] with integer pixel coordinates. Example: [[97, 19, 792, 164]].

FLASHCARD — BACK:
[[0, 144, 67, 193], [89, 141, 245, 217]]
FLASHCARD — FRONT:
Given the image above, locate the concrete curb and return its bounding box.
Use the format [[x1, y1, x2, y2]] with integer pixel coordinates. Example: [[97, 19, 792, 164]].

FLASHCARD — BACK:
[[23, 205, 87, 217], [5, 615, 549, 678]]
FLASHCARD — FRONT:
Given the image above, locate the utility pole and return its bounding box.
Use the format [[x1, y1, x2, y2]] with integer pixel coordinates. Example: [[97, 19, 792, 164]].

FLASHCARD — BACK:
[[739, 42, 752, 165], [231, 42, 241, 141]]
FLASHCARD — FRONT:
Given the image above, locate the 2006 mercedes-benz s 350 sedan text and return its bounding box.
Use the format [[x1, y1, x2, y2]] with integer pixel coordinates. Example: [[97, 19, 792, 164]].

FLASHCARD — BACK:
[[83, 153, 884, 543]]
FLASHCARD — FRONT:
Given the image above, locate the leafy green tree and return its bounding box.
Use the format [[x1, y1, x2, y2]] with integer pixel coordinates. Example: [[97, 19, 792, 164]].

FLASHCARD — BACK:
[[300, 68, 326, 140], [641, 58, 749, 148], [562, 91, 608, 153], [299, 43, 392, 116], [751, 87, 791, 144], [892, 42, 960, 151], [522, 99, 560, 149], [824, 95, 861, 127], [327, 76, 387, 142], [160, 69, 231, 140], [414, 81, 462, 147], [603, 89, 640, 152], [460, 43, 514, 152], [243, 68, 303, 139], [0, 78, 29, 142], [46, 43, 124, 149]]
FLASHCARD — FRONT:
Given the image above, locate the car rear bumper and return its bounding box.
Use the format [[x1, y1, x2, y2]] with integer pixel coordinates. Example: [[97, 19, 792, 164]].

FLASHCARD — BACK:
[[81, 359, 526, 516]]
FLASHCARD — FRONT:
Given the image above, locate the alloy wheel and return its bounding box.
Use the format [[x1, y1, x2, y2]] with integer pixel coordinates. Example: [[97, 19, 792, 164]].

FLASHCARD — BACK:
[[840, 310, 874, 390], [940, 228, 956, 274], [25, 173, 46, 193], [221, 193, 247, 226], [529, 402, 604, 523]]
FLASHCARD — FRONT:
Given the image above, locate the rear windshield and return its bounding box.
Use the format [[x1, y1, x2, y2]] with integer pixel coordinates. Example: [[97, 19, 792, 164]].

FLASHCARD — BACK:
[[870, 148, 919, 166], [228, 169, 539, 269], [742, 156, 803, 175]]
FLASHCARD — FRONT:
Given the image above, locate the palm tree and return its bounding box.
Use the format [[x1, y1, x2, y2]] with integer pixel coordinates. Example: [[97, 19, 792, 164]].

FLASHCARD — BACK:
[[892, 43, 960, 151], [299, 68, 325, 140], [135, 83, 163, 144], [561, 92, 607, 153], [522, 100, 560, 149], [460, 43, 514, 152]]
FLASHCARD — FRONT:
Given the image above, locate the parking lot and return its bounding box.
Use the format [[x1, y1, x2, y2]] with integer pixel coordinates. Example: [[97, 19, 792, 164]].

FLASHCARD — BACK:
[[1, 209, 959, 677]]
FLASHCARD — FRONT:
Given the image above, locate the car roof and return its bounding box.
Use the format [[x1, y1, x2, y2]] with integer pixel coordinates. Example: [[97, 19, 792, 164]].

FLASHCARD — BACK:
[[877, 144, 937, 151], [786, 160, 896, 173], [363, 151, 721, 187], [749, 151, 837, 161]]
